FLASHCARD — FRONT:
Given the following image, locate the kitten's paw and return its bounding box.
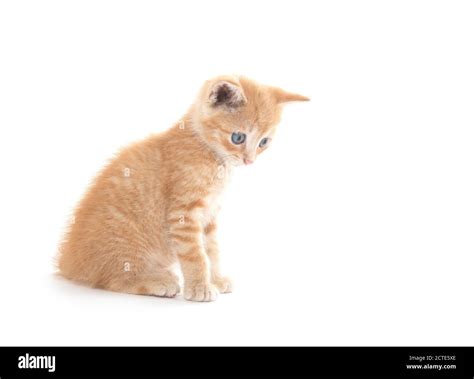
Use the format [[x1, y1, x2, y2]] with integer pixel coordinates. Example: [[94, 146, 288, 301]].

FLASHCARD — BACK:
[[149, 281, 180, 298], [212, 276, 233, 294], [184, 282, 218, 302]]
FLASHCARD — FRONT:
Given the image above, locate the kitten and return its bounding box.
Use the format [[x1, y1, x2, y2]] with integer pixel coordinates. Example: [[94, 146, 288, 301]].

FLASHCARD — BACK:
[[57, 75, 308, 301]]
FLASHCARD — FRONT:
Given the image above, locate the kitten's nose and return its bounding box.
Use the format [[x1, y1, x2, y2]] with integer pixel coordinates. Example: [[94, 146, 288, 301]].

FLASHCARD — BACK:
[[243, 158, 254, 165]]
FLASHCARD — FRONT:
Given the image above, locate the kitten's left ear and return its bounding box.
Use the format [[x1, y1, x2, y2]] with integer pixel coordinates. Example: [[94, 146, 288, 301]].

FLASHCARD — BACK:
[[208, 80, 247, 108], [272, 87, 310, 103]]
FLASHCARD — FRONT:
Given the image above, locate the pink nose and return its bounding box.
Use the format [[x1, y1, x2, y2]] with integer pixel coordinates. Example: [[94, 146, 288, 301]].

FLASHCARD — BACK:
[[243, 158, 254, 165]]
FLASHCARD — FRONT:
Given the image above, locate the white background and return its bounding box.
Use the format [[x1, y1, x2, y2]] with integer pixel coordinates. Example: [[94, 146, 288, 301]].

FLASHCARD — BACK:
[[0, 0, 473, 346]]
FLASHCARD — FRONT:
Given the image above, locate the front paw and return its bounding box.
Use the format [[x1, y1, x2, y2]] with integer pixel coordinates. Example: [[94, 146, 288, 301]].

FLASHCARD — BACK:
[[184, 282, 218, 302], [212, 276, 233, 294]]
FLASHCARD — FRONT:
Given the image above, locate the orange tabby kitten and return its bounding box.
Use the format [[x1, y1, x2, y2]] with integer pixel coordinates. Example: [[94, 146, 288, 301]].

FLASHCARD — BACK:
[[57, 75, 308, 301]]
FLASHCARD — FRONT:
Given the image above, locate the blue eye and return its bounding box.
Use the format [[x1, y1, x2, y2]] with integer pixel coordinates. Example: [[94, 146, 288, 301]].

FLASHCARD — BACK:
[[259, 137, 270, 148], [231, 132, 246, 145]]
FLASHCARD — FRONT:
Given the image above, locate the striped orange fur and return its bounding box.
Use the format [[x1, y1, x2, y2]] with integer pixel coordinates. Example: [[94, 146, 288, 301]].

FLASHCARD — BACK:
[[57, 75, 308, 301]]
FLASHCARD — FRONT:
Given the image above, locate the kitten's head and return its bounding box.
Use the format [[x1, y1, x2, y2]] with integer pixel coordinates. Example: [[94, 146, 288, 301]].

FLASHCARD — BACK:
[[192, 75, 309, 166]]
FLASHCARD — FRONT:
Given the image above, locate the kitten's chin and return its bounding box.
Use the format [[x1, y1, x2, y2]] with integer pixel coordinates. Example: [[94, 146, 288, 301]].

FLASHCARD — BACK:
[[210, 148, 241, 167], [231, 161, 245, 167], [224, 155, 245, 167]]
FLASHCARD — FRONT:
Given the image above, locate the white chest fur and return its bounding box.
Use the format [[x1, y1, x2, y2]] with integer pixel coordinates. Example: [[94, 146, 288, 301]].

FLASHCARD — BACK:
[[199, 164, 232, 227]]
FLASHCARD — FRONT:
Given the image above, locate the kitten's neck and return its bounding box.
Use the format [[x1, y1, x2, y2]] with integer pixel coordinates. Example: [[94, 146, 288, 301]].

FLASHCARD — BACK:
[[179, 111, 230, 168]]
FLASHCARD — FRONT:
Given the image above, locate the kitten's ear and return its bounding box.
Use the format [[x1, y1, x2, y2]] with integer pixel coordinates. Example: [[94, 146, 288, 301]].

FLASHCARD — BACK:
[[208, 81, 247, 108], [272, 87, 310, 103]]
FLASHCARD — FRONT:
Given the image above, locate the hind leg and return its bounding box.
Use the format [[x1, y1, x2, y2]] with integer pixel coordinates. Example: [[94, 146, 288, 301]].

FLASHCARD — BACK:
[[107, 269, 181, 298]]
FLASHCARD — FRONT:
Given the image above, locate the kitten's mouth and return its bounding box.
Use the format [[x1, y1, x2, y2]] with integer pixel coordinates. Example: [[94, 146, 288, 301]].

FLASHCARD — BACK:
[[223, 154, 255, 167]]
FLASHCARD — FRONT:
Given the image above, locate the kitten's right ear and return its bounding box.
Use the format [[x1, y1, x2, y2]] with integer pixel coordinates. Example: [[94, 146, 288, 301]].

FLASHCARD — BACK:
[[208, 81, 247, 108], [272, 87, 310, 103]]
